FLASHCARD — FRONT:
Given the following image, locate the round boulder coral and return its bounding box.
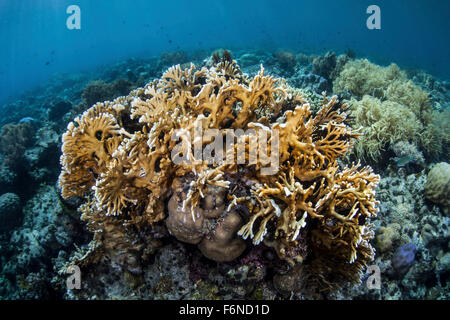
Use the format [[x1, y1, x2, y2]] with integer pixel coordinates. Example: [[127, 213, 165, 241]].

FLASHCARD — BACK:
[[198, 209, 246, 262], [166, 192, 206, 244], [425, 162, 450, 215], [166, 181, 246, 261]]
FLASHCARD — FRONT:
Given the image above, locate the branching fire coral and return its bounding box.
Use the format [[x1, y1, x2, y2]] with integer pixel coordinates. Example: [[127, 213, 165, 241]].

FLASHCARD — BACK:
[[59, 54, 380, 289]]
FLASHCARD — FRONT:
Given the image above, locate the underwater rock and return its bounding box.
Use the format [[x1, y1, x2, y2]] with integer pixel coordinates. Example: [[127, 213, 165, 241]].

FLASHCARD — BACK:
[[0, 185, 81, 298], [436, 252, 450, 277], [0, 193, 22, 231], [273, 269, 297, 296]]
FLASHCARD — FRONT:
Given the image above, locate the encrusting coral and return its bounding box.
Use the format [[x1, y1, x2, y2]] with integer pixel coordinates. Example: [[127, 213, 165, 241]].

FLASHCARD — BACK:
[[59, 52, 381, 289]]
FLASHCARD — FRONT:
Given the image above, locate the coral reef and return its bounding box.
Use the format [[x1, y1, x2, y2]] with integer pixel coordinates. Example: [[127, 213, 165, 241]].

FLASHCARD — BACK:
[[58, 56, 380, 290], [333, 59, 406, 98], [368, 171, 449, 298], [158, 51, 190, 69], [48, 100, 73, 122], [0, 185, 79, 299], [0, 162, 17, 194], [313, 51, 336, 79], [80, 78, 135, 109], [288, 73, 329, 94], [273, 50, 297, 73], [0, 193, 22, 232], [0, 49, 448, 300], [0, 122, 35, 169], [349, 95, 422, 161], [390, 140, 425, 168]]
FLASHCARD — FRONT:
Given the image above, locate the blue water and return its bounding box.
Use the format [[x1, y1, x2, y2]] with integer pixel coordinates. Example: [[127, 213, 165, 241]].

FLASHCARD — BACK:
[[1, 0, 449, 104]]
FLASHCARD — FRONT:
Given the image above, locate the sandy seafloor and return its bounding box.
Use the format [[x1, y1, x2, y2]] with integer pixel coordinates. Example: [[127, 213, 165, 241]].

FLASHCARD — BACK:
[[0, 48, 448, 300]]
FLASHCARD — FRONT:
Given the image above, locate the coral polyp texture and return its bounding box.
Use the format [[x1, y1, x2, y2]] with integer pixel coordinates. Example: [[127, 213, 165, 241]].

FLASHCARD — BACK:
[[59, 55, 380, 289]]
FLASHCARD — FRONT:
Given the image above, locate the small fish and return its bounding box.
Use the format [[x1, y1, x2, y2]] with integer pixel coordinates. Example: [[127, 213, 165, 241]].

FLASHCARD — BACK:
[[19, 117, 37, 124], [396, 155, 414, 167]]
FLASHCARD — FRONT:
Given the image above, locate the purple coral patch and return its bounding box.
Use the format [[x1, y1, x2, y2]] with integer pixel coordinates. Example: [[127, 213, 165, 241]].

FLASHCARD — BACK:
[[392, 243, 416, 276]]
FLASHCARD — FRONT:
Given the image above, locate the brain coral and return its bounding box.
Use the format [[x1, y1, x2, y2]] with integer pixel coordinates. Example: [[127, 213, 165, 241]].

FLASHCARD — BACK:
[[59, 53, 380, 289]]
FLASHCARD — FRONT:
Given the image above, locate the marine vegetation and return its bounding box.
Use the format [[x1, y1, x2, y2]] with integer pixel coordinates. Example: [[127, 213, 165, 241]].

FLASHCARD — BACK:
[[334, 58, 449, 162], [58, 54, 380, 290]]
